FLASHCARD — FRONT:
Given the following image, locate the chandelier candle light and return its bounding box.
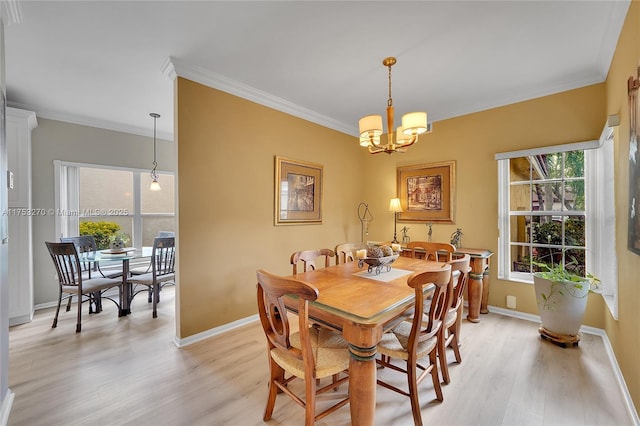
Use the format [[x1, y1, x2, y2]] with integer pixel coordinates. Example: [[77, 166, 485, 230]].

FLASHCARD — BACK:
[[149, 112, 161, 191], [359, 57, 428, 154]]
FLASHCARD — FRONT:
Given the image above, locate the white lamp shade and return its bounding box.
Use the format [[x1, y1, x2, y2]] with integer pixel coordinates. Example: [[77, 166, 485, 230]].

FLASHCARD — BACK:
[[150, 179, 161, 191], [389, 197, 403, 213], [359, 115, 383, 138], [402, 112, 428, 135], [395, 126, 412, 146]]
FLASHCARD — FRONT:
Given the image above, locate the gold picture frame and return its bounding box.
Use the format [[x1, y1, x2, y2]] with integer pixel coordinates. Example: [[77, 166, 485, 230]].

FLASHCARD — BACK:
[[397, 161, 456, 223], [275, 156, 323, 225]]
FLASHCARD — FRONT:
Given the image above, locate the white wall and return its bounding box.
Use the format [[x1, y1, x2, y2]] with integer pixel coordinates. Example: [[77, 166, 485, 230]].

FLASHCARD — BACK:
[[31, 118, 175, 305]]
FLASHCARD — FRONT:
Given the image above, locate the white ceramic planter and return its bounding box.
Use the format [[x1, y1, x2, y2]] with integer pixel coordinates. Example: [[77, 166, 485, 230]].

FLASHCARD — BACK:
[[533, 273, 589, 336]]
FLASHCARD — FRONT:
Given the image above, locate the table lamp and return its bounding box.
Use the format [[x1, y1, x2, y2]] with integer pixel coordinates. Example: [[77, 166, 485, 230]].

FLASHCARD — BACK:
[[389, 198, 403, 243]]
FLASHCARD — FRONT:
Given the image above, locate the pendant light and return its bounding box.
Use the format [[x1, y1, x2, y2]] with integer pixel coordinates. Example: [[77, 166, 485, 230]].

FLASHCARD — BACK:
[[149, 112, 161, 191]]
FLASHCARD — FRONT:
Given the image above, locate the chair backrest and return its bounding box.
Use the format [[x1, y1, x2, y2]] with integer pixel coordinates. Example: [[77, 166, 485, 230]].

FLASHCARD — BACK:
[[256, 269, 319, 367], [46, 241, 84, 290], [334, 242, 368, 264], [290, 248, 335, 274], [151, 237, 176, 277], [156, 231, 175, 237], [60, 235, 98, 275], [406, 241, 456, 262], [447, 254, 471, 313], [406, 264, 452, 354]]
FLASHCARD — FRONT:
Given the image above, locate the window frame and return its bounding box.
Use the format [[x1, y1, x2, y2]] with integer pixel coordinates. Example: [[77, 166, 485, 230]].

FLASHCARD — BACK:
[[54, 161, 175, 249], [496, 124, 618, 319]]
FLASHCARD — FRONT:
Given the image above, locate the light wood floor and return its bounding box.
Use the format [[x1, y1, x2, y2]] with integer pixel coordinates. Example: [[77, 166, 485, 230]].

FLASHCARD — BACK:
[[7, 286, 633, 426]]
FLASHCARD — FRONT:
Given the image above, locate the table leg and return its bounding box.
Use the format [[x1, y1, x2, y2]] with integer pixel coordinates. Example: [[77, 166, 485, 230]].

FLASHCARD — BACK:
[[466, 272, 483, 323], [347, 343, 377, 426], [119, 259, 131, 316]]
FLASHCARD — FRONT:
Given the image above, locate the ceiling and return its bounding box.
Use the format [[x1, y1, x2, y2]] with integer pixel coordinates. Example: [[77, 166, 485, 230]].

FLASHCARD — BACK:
[[3, 1, 631, 141]]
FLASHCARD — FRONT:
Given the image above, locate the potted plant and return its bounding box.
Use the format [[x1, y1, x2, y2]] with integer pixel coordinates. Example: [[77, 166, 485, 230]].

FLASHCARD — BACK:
[[533, 253, 599, 347]]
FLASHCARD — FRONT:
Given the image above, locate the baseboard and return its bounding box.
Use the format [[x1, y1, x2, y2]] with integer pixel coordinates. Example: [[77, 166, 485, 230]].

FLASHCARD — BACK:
[[487, 305, 640, 425], [173, 314, 259, 348], [0, 389, 14, 426]]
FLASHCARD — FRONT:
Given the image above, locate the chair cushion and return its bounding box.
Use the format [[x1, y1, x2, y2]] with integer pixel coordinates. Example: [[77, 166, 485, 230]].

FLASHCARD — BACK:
[[271, 327, 350, 380], [377, 321, 437, 360], [62, 277, 121, 294], [128, 272, 175, 285]]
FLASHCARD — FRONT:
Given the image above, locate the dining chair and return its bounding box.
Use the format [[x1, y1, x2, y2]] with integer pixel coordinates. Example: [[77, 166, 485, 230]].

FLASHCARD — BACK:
[[290, 248, 335, 274], [129, 231, 175, 276], [46, 241, 123, 333], [256, 269, 350, 425], [406, 241, 456, 262], [438, 254, 471, 384], [60, 235, 123, 279], [376, 264, 452, 426], [334, 242, 367, 264], [127, 237, 175, 318]]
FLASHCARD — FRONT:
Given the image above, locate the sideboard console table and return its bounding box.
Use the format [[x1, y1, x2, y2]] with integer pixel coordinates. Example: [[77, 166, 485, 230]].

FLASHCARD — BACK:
[[400, 246, 493, 323], [453, 248, 493, 323]]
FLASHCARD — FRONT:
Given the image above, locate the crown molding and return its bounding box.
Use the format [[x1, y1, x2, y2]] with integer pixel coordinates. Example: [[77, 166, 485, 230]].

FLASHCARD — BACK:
[[2, 0, 22, 25], [165, 56, 357, 136], [7, 101, 174, 141], [7, 106, 37, 130]]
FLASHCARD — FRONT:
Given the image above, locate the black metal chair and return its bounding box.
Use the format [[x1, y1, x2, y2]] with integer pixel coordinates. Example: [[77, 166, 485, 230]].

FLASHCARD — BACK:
[[60, 235, 123, 279], [127, 237, 175, 318], [46, 241, 123, 333]]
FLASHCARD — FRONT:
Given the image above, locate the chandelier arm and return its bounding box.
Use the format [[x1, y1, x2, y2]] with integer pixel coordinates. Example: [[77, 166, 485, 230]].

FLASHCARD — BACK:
[[368, 145, 388, 154], [397, 134, 418, 149]]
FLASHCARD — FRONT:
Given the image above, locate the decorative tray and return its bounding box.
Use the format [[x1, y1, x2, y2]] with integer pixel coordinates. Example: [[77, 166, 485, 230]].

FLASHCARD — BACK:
[[100, 247, 137, 255], [358, 254, 399, 275]]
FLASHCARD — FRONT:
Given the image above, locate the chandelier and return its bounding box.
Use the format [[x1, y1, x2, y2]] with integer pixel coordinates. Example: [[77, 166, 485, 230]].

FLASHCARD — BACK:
[[358, 57, 428, 154]]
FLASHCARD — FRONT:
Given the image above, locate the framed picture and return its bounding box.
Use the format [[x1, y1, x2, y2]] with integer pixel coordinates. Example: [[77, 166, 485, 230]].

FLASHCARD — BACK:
[[275, 156, 323, 225], [397, 161, 456, 223]]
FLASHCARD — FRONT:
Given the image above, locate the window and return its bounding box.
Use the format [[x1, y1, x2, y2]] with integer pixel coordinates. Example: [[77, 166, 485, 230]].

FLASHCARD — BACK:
[[496, 124, 618, 318], [54, 162, 175, 248]]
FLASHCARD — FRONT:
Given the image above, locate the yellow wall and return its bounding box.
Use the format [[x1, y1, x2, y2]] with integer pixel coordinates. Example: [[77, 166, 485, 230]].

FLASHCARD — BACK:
[[176, 78, 364, 337], [604, 0, 640, 410], [363, 83, 607, 323], [176, 80, 605, 330], [176, 1, 640, 409]]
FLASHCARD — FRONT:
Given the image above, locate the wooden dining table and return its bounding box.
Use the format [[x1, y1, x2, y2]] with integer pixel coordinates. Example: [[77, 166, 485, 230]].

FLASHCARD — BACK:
[[287, 255, 446, 426]]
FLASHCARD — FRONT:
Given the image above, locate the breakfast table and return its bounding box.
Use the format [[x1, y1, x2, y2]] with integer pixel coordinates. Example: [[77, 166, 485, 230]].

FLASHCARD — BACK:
[[288, 255, 446, 426], [86, 247, 153, 315]]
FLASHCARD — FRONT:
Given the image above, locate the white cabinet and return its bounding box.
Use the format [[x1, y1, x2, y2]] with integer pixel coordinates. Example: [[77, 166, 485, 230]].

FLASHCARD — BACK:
[[7, 108, 37, 326]]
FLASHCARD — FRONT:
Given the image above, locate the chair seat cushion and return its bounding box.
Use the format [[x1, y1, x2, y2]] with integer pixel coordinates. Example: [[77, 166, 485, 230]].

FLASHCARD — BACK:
[[62, 277, 121, 294], [271, 327, 350, 380], [128, 272, 175, 285], [378, 321, 437, 360]]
